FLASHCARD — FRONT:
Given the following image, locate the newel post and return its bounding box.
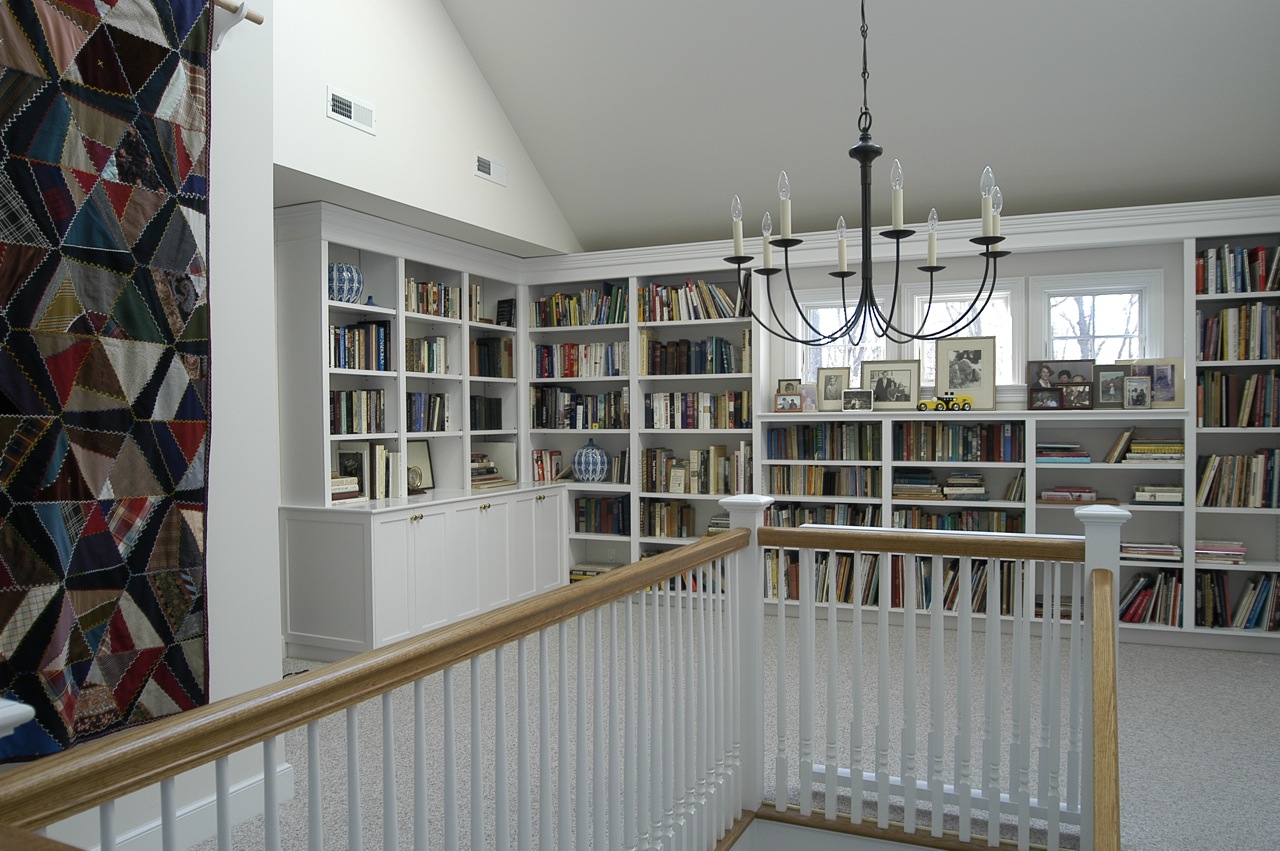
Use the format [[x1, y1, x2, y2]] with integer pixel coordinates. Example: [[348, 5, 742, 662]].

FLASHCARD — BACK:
[[720, 494, 773, 815], [1074, 503, 1129, 851]]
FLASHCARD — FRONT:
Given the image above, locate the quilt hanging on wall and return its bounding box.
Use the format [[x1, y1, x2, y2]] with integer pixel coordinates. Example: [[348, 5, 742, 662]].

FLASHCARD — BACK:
[[0, 0, 211, 760]]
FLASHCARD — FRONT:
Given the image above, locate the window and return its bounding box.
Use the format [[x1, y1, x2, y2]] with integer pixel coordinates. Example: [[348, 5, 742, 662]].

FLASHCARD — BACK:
[[800, 299, 887, 385], [904, 284, 1020, 387], [1031, 271, 1163, 363]]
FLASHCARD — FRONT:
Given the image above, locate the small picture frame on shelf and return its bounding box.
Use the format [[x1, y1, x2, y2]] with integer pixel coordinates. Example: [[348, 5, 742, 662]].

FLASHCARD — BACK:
[[862, 359, 920, 410], [1124, 375, 1152, 409], [1060, 381, 1094, 409], [1124, 358, 1182, 408], [1027, 386, 1064, 409], [816, 367, 851, 411], [776, 378, 801, 394], [406, 440, 434, 492], [774, 393, 802, 412], [798, 384, 819, 411], [1027, 359, 1096, 389], [336, 442, 371, 496], [935, 336, 996, 410], [842, 388, 874, 411], [1093, 364, 1129, 409]]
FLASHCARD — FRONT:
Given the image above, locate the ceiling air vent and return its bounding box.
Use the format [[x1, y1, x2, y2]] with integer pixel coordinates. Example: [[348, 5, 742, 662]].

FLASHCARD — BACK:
[[475, 154, 508, 187], [327, 87, 376, 135]]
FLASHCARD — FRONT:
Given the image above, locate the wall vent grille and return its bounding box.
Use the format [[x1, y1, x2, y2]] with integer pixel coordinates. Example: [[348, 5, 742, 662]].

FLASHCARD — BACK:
[[475, 154, 507, 187], [327, 87, 376, 135]]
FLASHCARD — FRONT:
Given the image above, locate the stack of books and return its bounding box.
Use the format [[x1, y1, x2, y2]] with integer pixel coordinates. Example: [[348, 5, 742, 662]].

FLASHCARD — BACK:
[[1102, 427, 1135, 464], [1035, 443, 1092, 463], [470, 452, 515, 490], [942, 472, 988, 500], [1132, 484, 1184, 505], [1121, 437, 1185, 464], [569, 562, 623, 583], [1039, 485, 1101, 504], [1120, 541, 1183, 562], [329, 472, 364, 501], [707, 511, 731, 535], [892, 470, 943, 500], [1194, 539, 1247, 564]]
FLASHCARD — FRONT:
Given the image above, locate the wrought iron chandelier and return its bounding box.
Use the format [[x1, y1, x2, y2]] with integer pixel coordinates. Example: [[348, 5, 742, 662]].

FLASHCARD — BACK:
[[725, 0, 1008, 347]]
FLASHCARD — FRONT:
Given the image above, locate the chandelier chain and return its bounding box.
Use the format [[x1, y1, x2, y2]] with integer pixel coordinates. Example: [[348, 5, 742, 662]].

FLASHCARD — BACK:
[[858, 0, 871, 134]]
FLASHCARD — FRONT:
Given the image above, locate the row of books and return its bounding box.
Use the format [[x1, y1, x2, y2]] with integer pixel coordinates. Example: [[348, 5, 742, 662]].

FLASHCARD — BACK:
[[1105, 429, 1185, 464], [332, 440, 399, 502], [640, 444, 752, 495], [642, 390, 751, 430], [638, 498, 696, 539], [763, 502, 882, 528], [529, 282, 628, 328], [470, 336, 514, 378], [1132, 484, 1182, 505], [637, 332, 747, 376], [1195, 369, 1278, 428], [764, 421, 881, 462], [892, 421, 1025, 463], [1195, 243, 1280, 295], [635, 278, 747, 322], [768, 463, 880, 498], [405, 334, 448, 374], [329, 320, 391, 371], [406, 391, 449, 433], [468, 395, 503, 431], [1119, 570, 1183, 627], [1194, 570, 1280, 631], [531, 449, 565, 483], [404, 277, 461, 318], [329, 389, 385, 435], [1194, 450, 1279, 508], [1196, 301, 1279, 361], [530, 386, 630, 430], [573, 495, 630, 535], [890, 507, 1025, 533], [532, 340, 628, 379]]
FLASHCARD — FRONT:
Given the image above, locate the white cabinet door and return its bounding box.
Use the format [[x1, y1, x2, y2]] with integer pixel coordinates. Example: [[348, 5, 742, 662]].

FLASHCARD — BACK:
[[369, 512, 415, 647], [508, 493, 538, 602], [533, 490, 566, 593], [445, 504, 484, 619], [476, 499, 512, 611], [409, 507, 451, 633]]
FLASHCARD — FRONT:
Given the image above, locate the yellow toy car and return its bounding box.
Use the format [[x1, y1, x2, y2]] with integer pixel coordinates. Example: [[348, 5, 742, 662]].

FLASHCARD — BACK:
[[917, 392, 974, 412]]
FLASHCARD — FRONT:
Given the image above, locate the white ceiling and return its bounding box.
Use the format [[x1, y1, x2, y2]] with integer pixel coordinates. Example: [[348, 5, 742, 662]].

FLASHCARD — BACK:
[[427, 0, 1280, 255]]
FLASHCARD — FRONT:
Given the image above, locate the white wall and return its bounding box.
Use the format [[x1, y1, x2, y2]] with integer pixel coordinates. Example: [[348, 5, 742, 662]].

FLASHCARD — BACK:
[[273, 0, 581, 256]]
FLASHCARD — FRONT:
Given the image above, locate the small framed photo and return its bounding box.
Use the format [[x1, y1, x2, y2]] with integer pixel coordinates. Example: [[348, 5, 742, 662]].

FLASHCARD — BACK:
[[406, 440, 434, 492], [1059, 381, 1093, 409], [1028, 359, 1096, 390], [1124, 375, 1152, 409], [774, 393, 802, 412], [816, 367, 851, 411], [1027, 386, 1064, 409], [842, 388, 874, 411], [336, 442, 371, 497], [1126, 359, 1182, 408], [936, 336, 996, 410], [798, 384, 818, 411], [862, 359, 920, 411], [776, 378, 801, 394], [1093, 364, 1129, 409]]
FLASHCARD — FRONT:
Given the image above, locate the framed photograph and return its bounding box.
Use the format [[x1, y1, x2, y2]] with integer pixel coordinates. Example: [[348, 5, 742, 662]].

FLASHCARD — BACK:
[[1124, 375, 1152, 409], [1027, 359, 1096, 389], [1028, 387, 1064, 409], [842, 388, 874, 411], [816, 367, 851, 411], [935, 336, 996, 410], [862, 359, 920, 411], [1060, 381, 1093, 409], [1125, 358, 1183, 409], [336, 441, 371, 497], [776, 377, 801, 394], [798, 384, 818, 411], [774, 393, 802, 412], [1093, 364, 1129, 409], [406, 440, 434, 492]]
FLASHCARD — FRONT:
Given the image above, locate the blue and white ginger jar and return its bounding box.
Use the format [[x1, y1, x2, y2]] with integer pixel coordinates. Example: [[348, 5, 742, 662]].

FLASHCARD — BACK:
[[328, 263, 365, 303], [573, 438, 609, 483]]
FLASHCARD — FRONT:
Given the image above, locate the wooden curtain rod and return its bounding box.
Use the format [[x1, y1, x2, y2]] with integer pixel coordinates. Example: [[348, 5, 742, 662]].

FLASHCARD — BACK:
[[213, 0, 264, 26]]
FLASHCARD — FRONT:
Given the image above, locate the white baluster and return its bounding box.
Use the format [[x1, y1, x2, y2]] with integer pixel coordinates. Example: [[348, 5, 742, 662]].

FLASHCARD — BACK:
[[798, 546, 815, 817], [849, 551, 865, 825], [593, 610, 606, 851], [903, 553, 919, 834], [472, 657, 484, 848], [307, 722, 322, 851], [99, 800, 115, 851], [661, 581, 676, 847], [983, 558, 1002, 847], [1067, 562, 1082, 816], [1042, 563, 1063, 850], [494, 646, 510, 850], [382, 693, 398, 851], [687, 568, 701, 847], [517, 640, 532, 850], [559, 622, 571, 848], [215, 756, 230, 851], [609, 602, 622, 848], [774, 549, 788, 813], [673, 570, 688, 848], [702, 564, 717, 844], [876, 550, 890, 828], [443, 670, 458, 851], [956, 556, 974, 842], [414, 679, 429, 851], [264, 737, 281, 851], [539, 630, 553, 851], [348, 705, 364, 851], [929, 554, 945, 837], [625, 597, 639, 849], [161, 777, 176, 851], [578, 615, 591, 851], [824, 550, 839, 820], [651, 584, 664, 849], [1017, 561, 1033, 850], [636, 589, 652, 850]]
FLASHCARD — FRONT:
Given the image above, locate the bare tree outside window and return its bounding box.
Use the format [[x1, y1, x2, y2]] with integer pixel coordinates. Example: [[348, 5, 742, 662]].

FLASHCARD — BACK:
[[910, 293, 1015, 386], [801, 305, 886, 384], [1048, 291, 1143, 361]]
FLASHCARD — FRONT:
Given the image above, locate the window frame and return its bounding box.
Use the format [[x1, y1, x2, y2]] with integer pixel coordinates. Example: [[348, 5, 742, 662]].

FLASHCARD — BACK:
[[1029, 269, 1164, 362]]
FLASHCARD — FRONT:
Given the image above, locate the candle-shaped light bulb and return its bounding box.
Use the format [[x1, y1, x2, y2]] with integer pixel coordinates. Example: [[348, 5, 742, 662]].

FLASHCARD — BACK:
[[762, 211, 773, 267], [836, 215, 848, 272], [890, 158, 904, 230], [927, 207, 938, 267], [731, 194, 744, 257], [991, 186, 1003, 237], [980, 166, 996, 236], [777, 171, 792, 239]]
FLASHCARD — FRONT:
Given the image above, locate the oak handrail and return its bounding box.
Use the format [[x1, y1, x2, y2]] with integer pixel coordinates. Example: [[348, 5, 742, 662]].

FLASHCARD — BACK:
[[758, 524, 1087, 562], [1090, 568, 1122, 851], [0, 529, 750, 833]]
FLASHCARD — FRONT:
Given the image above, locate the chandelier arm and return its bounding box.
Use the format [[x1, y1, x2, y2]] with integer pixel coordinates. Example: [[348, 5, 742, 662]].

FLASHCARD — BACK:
[[781, 248, 843, 341], [736, 268, 814, 345], [901, 254, 1000, 341]]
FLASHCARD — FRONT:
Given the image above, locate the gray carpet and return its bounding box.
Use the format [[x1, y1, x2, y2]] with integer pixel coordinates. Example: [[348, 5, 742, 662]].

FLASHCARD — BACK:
[[192, 612, 1280, 850]]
